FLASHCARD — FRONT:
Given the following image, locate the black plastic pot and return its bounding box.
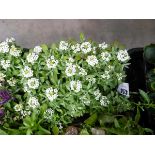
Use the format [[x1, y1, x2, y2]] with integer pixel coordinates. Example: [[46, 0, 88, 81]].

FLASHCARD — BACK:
[[126, 48, 155, 131]]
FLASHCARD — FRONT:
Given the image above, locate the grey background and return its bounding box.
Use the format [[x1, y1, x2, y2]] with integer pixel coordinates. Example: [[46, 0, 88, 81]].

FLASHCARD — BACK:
[[0, 19, 155, 49]]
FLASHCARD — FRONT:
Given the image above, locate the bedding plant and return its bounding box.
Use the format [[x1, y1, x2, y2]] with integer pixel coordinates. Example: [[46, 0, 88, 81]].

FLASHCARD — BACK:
[[0, 35, 152, 135]]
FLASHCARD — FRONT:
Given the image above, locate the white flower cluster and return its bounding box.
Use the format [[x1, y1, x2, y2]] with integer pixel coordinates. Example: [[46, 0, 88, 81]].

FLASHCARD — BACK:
[[0, 41, 9, 53], [101, 70, 110, 80], [0, 59, 10, 70], [14, 104, 23, 112], [0, 72, 6, 82], [9, 45, 21, 57], [59, 41, 69, 51], [80, 42, 92, 54], [65, 63, 76, 77], [21, 66, 33, 78], [6, 37, 15, 43], [44, 108, 54, 120], [68, 57, 74, 63], [27, 97, 40, 109], [45, 87, 58, 101], [101, 52, 111, 62], [100, 96, 110, 106], [33, 46, 42, 54], [94, 89, 101, 100], [99, 42, 108, 49], [86, 55, 98, 66], [21, 109, 31, 117], [80, 95, 90, 105], [71, 43, 80, 53], [7, 77, 16, 86], [27, 78, 39, 89], [78, 66, 87, 76], [27, 52, 38, 64], [86, 76, 96, 84], [117, 50, 130, 62], [70, 80, 82, 93], [46, 56, 58, 69], [116, 73, 124, 81]]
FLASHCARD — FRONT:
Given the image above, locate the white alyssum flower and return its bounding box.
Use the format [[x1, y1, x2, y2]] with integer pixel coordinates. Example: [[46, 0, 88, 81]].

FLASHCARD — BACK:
[[80, 95, 90, 105], [78, 66, 87, 76], [86, 55, 98, 66], [71, 43, 80, 53], [86, 76, 96, 84], [45, 87, 58, 101], [117, 50, 130, 62], [81, 42, 92, 54], [44, 108, 54, 120], [65, 63, 76, 77], [46, 56, 58, 69], [9, 45, 21, 57], [27, 78, 39, 89], [68, 57, 74, 63], [100, 96, 110, 106], [101, 71, 110, 80], [21, 66, 33, 78], [107, 65, 114, 71], [21, 110, 31, 117], [14, 104, 23, 112], [99, 42, 108, 49], [116, 73, 124, 81], [0, 59, 10, 70], [27, 97, 40, 109], [23, 84, 31, 93], [0, 41, 9, 53], [94, 89, 101, 100], [101, 52, 111, 62], [92, 47, 96, 54], [33, 46, 42, 54], [59, 41, 69, 51], [0, 72, 6, 82], [27, 52, 39, 64], [7, 77, 16, 86], [70, 80, 82, 93], [6, 37, 15, 43]]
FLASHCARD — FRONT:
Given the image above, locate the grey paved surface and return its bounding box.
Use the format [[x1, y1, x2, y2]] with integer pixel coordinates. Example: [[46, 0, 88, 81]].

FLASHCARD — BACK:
[[0, 19, 155, 49]]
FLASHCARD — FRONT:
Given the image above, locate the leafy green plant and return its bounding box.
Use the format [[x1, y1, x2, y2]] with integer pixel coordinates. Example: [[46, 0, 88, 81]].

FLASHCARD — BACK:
[[0, 35, 141, 135]]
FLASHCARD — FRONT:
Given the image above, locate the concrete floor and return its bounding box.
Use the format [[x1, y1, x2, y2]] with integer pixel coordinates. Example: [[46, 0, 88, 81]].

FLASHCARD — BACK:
[[0, 19, 155, 49]]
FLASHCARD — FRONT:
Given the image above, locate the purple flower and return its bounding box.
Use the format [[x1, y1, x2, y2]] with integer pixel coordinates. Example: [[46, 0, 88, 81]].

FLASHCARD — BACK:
[[0, 90, 12, 105], [0, 109, 4, 117]]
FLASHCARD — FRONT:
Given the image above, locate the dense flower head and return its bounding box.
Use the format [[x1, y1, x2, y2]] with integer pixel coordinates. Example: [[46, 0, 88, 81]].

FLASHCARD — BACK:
[[7, 77, 16, 86], [117, 49, 130, 62], [59, 41, 69, 51], [21, 66, 33, 78], [71, 43, 80, 53], [0, 72, 6, 82], [86, 55, 98, 66], [44, 108, 54, 120], [101, 51, 111, 62], [9, 45, 21, 57], [45, 87, 58, 101], [70, 80, 82, 93], [27, 97, 40, 109], [46, 56, 58, 69], [99, 42, 108, 49], [0, 59, 10, 70], [80, 42, 92, 54], [100, 96, 109, 106], [65, 63, 76, 77], [33, 46, 42, 54], [0, 41, 9, 53], [27, 52, 39, 64], [27, 78, 39, 89]]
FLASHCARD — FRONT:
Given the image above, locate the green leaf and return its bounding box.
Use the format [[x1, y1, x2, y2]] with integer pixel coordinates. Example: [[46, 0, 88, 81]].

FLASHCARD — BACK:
[[84, 113, 98, 126], [0, 129, 8, 135], [80, 33, 85, 42], [52, 125, 59, 135], [26, 129, 32, 135], [38, 125, 51, 135], [135, 107, 140, 124], [41, 44, 48, 52], [139, 89, 150, 103], [144, 128, 153, 133], [114, 118, 120, 128]]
